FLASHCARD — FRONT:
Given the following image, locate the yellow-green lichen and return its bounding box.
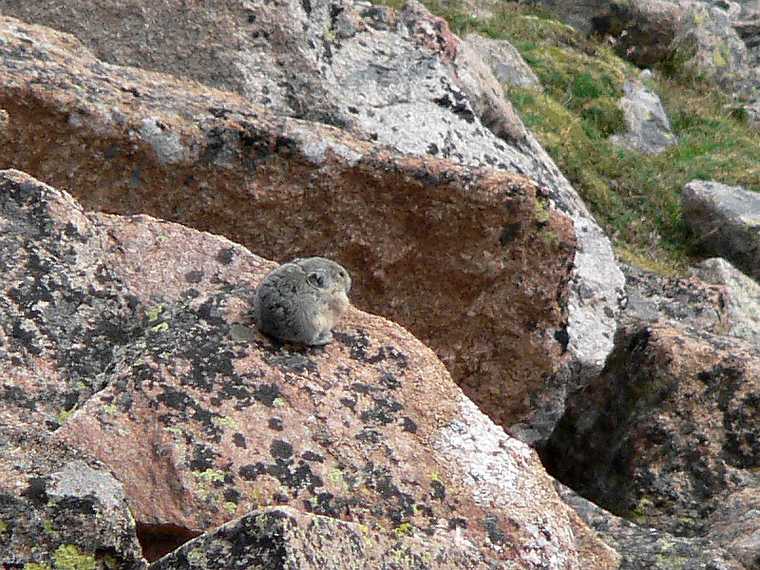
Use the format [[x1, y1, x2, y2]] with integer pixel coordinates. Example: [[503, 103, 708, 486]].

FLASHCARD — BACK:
[[102, 404, 118, 416], [56, 408, 75, 425], [186, 547, 206, 566], [0, 519, 7, 533], [43, 519, 55, 534], [150, 322, 169, 333], [212, 416, 238, 430], [53, 544, 97, 570], [327, 468, 347, 490], [145, 305, 164, 322], [223, 501, 238, 514], [393, 522, 414, 538], [164, 426, 184, 436], [272, 397, 286, 408], [193, 469, 225, 484], [24, 563, 51, 570]]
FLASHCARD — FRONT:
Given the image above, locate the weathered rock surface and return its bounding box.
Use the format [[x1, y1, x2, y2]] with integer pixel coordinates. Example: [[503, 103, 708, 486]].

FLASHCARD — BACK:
[[149, 506, 487, 569], [0, 169, 619, 568], [557, 483, 745, 570], [691, 257, 760, 345], [544, 320, 760, 565], [621, 263, 728, 332], [682, 180, 760, 281], [672, 3, 757, 93], [465, 33, 542, 89], [610, 75, 677, 154], [0, 428, 147, 569], [0, 1, 625, 444]]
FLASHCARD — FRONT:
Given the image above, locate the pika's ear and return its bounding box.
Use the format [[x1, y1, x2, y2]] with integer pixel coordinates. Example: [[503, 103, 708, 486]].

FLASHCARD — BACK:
[[307, 271, 326, 288]]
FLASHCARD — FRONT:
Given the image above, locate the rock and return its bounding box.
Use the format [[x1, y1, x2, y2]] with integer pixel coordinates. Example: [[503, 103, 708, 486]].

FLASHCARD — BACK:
[[0, 1, 625, 444], [149, 506, 487, 569], [609, 75, 676, 154], [0, 427, 147, 569], [0, 169, 619, 568], [544, 320, 760, 564], [682, 180, 760, 281], [707, 487, 760, 569], [537, 0, 686, 66], [672, 3, 756, 92], [452, 32, 529, 143], [621, 263, 728, 332], [691, 258, 760, 345], [464, 33, 542, 89], [557, 483, 745, 570]]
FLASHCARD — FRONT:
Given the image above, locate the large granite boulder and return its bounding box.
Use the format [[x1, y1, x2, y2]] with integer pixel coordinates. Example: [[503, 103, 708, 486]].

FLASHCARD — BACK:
[[0, 169, 619, 567], [0, 0, 625, 444], [544, 319, 760, 565], [682, 180, 760, 281]]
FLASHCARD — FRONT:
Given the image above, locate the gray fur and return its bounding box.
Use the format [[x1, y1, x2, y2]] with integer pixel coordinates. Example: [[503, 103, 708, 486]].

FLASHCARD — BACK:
[[253, 257, 352, 346]]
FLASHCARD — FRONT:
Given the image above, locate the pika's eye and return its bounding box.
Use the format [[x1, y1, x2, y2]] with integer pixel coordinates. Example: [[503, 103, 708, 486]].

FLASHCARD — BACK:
[[307, 271, 326, 288]]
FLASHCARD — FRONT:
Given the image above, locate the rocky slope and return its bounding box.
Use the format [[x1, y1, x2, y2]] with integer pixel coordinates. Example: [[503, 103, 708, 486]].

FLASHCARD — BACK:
[[0, 0, 625, 445], [0, 169, 618, 568], [1, 0, 759, 567]]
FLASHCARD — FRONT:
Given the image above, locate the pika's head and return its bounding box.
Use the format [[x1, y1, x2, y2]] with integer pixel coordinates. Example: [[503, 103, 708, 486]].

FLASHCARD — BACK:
[[294, 257, 352, 311]]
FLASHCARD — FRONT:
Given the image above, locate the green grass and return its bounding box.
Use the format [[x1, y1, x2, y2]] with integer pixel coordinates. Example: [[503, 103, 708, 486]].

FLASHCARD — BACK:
[[368, 0, 760, 273]]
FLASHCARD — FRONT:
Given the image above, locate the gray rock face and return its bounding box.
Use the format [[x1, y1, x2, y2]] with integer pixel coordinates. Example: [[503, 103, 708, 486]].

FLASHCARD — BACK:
[[149, 507, 489, 569], [673, 3, 758, 93], [464, 33, 542, 89], [545, 319, 760, 565], [0, 428, 146, 569], [557, 483, 745, 570], [0, 0, 626, 443], [621, 263, 727, 331], [691, 257, 760, 345], [682, 180, 760, 281], [610, 76, 676, 154]]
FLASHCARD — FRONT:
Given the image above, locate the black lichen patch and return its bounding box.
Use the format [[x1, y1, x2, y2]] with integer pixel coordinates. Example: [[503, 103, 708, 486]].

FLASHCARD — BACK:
[[216, 247, 236, 265], [401, 417, 417, 433], [483, 515, 507, 546], [189, 443, 220, 472], [267, 353, 318, 375], [253, 383, 282, 407], [360, 396, 403, 426], [233, 433, 247, 448], [433, 91, 476, 124], [301, 451, 324, 463], [723, 393, 760, 468], [430, 480, 445, 501], [185, 270, 204, 284], [238, 454, 324, 494], [270, 440, 293, 460], [21, 477, 48, 506], [364, 465, 416, 524], [268, 417, 284, 431]]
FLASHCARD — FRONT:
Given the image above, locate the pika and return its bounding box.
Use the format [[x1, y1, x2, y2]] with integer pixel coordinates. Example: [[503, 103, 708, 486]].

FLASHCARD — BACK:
[[253, 257, 352, 346]]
